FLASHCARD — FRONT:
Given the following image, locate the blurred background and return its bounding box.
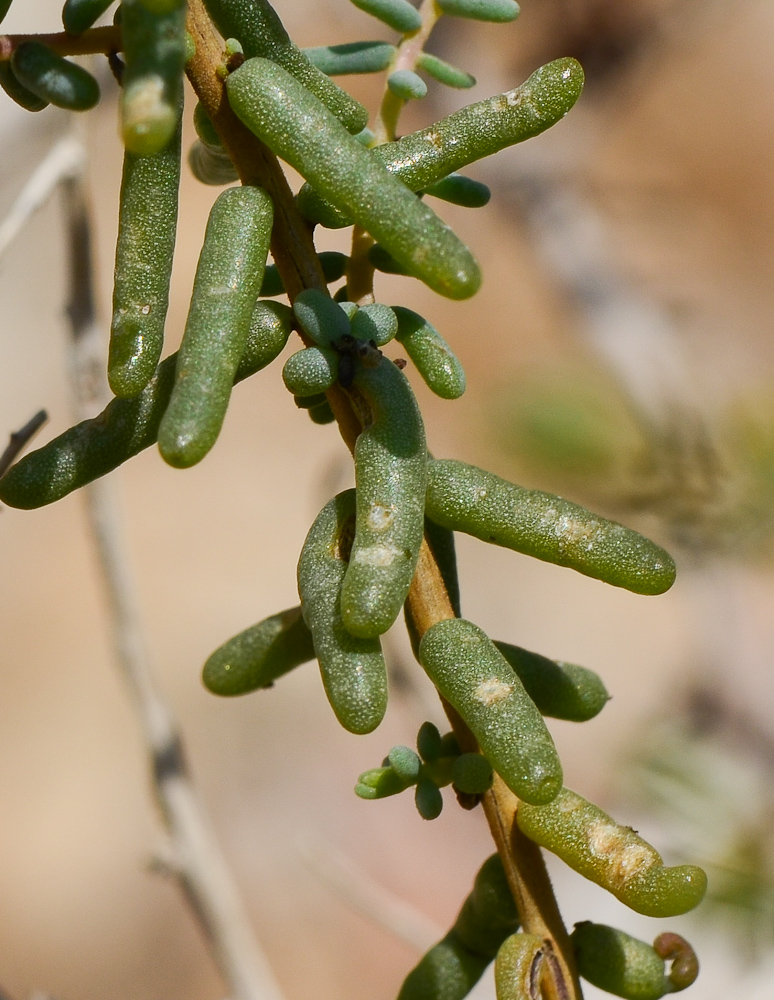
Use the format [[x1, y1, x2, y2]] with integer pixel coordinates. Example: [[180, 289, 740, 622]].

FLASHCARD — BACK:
[[2, 0, 774, 996]]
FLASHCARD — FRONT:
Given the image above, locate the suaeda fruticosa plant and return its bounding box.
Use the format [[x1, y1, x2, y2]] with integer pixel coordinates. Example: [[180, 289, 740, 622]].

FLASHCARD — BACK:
[[0, 0, 707, 997]]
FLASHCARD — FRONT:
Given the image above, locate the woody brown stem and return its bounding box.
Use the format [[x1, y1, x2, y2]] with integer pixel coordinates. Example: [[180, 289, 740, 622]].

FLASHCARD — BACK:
[[184, 3, 581, 996], [0, 26, 122, 61]]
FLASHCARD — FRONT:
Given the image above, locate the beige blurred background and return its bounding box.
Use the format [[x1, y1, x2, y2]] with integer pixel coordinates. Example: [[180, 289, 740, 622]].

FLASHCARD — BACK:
[[3, 0, 774, 997]]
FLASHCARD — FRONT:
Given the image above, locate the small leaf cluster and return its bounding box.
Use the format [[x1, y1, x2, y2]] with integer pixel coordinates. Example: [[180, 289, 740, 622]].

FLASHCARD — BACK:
[[355, 722, 494, 820]]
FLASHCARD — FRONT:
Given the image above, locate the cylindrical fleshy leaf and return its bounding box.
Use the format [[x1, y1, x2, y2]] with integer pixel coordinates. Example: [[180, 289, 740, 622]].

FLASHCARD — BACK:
[[297, 58, 583, 228], [494, 641, 609, 722], [0, 301, 292, 508], [349, 0, 422, 33], [203, 0, 368, 133], [417, 52, 475, 89], [158, 185, 274, 468], [398, 854, 520, 1000], [0, 61, 49, 111], [388, 69, 427, 100], [298, 490, 388, 734], [62, 0, 114, 34], [11, 42, 100, 110], [203, 607, 316, 696], [305, 40, 396, 76], [227, 58, 481, 300], [109, 114, 181, 397], [340, 354, 427, 638], [571, 922, 672, 1000], [518, 788, 707, 917], [393, 306, 466, 399], [419, 619, 562, 804], [121, 0, 186, 155], [426, 459, 677, 595], [437, 0, 520, 22], [424, 173, 490, 208]]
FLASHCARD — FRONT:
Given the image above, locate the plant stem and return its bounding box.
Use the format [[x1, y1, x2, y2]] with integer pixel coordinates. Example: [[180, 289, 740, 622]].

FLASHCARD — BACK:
[[0, 26, 121, 61], [406, 554, 583, 1000], [184, 4, 582, 996], [373, 0, 440, 146], [348, 0, 441, 304]]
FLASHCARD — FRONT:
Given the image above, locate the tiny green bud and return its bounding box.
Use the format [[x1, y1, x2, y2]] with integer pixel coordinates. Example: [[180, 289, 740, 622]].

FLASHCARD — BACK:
[[294, 392, 328, 410], [452, 753, 493, 794], [356, 766, 413, 798], [388, 69, 428, 100], [424, 173, 491, 208], [415, 778, 444, 820], [308, 400, 336, 425], [351, 303, 398, 347], [282, 346, 339, 396], [293, 288, 351, 346], [388, 745, 422, 783], [417, 721, 443, 762], [338, 301, 359, 320]]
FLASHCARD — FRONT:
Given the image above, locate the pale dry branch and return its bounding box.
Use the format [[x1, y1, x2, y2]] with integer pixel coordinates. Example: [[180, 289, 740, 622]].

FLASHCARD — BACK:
[[0, 136, 85, 261], [297, 835, 443, 951], [56, 132, 285, 1000]]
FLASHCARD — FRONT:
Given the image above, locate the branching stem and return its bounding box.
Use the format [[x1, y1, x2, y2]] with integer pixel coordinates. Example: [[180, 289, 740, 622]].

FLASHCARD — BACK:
[[0, 410, 47, 479], [183, 3, 582, 996], [0, 26, 121, 61], [348, 0, 441, 304]]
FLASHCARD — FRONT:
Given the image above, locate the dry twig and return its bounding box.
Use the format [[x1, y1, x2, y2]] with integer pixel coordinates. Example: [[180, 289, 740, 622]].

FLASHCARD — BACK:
[[56, 131, 285, 1000], [298, 835, 443, 951], [0, 409, 47, 479]]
